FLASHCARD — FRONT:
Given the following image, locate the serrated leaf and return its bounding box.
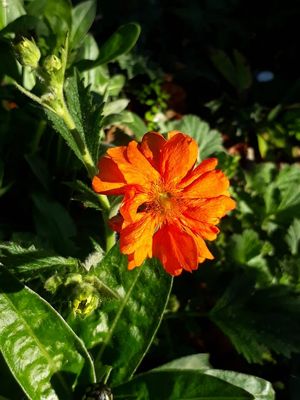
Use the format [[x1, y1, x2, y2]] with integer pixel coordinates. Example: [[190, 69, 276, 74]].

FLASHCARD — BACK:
[[0, 242, 79, 277], [68, 244, 173, 386], [285, 219, 300, 255], [165, 114, 224, 160], [210, 277, 300, 363], [70, 0, 96, 50], [0, 268, 95, 399], [114, 370, 253, 399], [77, 23, 141, 71], [64, 70, 104, 164], [45, 108, 84, 163]]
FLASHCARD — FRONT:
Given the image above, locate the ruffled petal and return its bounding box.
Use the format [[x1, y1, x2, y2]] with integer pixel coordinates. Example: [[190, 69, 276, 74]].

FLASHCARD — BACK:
[[120, 213, 157, 269], [183, 170, 230, 198], [185, 196, 236, 224], [139, 131, 166, 170], [180, 158, 218, 188], [159, 132, 198, 185], [107, 141, 160, 189], [120, 190, 151, 222], [153, 223, 198, 275]]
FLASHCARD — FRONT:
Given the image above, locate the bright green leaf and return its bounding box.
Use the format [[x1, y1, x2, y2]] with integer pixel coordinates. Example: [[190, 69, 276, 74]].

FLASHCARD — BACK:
[[70, 0, 96, 50], [77, 23, 141, 71], [0, 0, 25, 31], [68, 244, 173, 386], [0, 268, 95, 400]]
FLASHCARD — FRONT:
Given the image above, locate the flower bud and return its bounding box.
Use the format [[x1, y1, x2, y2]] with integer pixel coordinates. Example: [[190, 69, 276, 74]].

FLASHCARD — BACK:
[[43, 55, 62, 74], [14, 38, 41, 69], [72, 283, 100, 317]]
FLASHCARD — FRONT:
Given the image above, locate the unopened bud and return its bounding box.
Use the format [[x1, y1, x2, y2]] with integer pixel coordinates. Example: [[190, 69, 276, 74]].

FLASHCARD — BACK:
[[72, 284, 100, 317], [14, 38, 41, 69], [43, 55, 62, 74]]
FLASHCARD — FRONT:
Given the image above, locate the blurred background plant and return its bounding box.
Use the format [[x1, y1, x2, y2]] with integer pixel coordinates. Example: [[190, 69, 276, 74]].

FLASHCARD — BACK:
[[0, 0, 300, 399]]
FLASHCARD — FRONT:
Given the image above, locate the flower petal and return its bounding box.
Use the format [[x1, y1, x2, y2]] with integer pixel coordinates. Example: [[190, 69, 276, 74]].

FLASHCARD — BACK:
[[180, 158, 218, 188], [120, 213, 157, 268], [92, 155, 127, 195], [186, 196, 236, 224], [139, 131, 166, 170], [160, 132, 198, 185], [153, 223, 198, 275], [183, 170, 230, 198]]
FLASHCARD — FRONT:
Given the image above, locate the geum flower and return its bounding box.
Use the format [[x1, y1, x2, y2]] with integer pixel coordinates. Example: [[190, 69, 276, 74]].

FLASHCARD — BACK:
[[92, 131, 235, 276]]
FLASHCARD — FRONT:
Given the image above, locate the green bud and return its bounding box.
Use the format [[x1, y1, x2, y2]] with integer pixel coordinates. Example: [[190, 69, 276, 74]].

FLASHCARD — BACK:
[[72, 283, 100, 317], [44, 274, 62, 294], [43, 55, 62, 74], [14, 38, 41, 69]]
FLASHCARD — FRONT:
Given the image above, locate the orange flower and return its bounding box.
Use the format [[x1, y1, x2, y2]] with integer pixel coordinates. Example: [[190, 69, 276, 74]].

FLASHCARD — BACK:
[[92, 131, 235, 276]]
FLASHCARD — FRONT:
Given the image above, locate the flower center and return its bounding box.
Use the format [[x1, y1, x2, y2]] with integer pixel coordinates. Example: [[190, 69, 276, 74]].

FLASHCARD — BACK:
[[158, 191, 173, 210]]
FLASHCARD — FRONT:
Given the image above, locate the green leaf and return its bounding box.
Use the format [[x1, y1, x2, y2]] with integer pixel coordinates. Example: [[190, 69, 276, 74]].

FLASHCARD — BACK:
[[210, 49, 236, 88], [80, 34, 111, 95], [64, 70, 104, 163], [68, 244, 173, 386], [114, 370, 253, 399], [45, 108, 84, 164], [77, 23, 141, 71], [205, 370, 274, 400], [31, 192, 77, 255], [155, 353, 211, 371], [0, 268, 95, 399], [210, 277, 300, 363], [26, 0, 72, 41], [165, 114, 224, 161], [70, 0, 96, 50], [233, 50, 252, 91], [154, 354, 274, 399], [0, 242, 79, 278], [122, 111, 147, 140], [0, 0, 25, 31], [102, 99, 129, 116], [285, 219, 300, 255], [66, 179, 105, 211]]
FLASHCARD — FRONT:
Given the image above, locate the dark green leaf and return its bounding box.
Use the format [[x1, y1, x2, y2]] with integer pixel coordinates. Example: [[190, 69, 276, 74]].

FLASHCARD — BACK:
[[0, 242, 79, 278], [67, 179, 104, 211], [32, 192, 77, 255], [70, 0, 96, 50], [285, 219, 300, 255], [114, 370, 253, 399], [77, 23, 141, 71], [210, 277, 300, 363], [0, 268, 95, 399], [68, 244, 173, 386]]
